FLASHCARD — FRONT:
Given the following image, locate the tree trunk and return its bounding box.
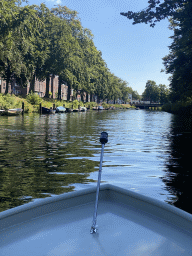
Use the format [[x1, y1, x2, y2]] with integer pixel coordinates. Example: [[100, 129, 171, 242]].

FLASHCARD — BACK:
[[29, 74, 35, 93], [58, 77, 62, 100], [86, 93, 89, 102], [5, 62, 11, 94], [45, 74, 50, 98], [67, 84, 71, 101], [5, 79, 9, 94]]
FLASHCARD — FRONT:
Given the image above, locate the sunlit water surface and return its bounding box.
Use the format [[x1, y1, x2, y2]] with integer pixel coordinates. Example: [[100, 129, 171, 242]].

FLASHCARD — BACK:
[[0, 109, 191, 213]]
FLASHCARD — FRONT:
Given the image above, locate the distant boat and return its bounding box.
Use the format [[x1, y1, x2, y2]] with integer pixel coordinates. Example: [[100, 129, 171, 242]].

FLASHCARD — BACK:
[[79, 106, 87, 112], [5, 108, 23, 116], [41, 107, 56, 114], [0, 110, 5, 116], [73, 109, 79, 112], [66, 108, 73, 113], [98, 106, 104, 110], [56, 106, 66, 113], [92, 106, 104, 110]]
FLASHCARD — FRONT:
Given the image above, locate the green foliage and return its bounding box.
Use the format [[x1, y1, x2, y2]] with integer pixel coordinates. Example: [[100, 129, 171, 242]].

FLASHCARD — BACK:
[[142, 80, 160, 102], [120, 0, 187, 28], [0, 93, 34, 112], [121, 1, 192, 108], [159, 84, 169, 104], [72, 99, 80, 109], [26, 92, 42, 105], [132, 90, 141, 100], [0, 93, 17, 109], [85, 101, 97, 109], [0, 2, 43, 92], [101, 102, 109, 109], [142, 80, 170, 103], [162, 98, 192, 115], [0, 1, 133, 103], [162, 2, 192, 103]]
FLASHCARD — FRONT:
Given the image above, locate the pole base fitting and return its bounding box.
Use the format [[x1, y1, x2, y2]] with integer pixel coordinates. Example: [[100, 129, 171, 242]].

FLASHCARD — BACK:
[[90, 225, 98, 234]]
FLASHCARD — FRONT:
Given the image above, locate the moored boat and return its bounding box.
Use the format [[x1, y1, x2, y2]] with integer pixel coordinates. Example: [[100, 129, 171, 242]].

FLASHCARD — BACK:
[[56, 106, 66, 113], [0, 110, 5, 116], [79, 106, 87, 112], [65, 108, 73, 113], [42, 107, 56, 114], [98, 105, 104, 110], [4, 108, 23, 116]]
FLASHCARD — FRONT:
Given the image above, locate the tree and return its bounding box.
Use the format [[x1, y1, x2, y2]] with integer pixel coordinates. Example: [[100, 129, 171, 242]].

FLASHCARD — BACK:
[[0, 1, 42, 93], [117, 79, 131, 103], [142, 80, 160, 102], [0, 2, 131, 102], [158, 84, 169, 103], [162, 2, 192, 102], [120, 0, 187, 28], [132, 90, 141, 100], [120, 1, 192, 103]]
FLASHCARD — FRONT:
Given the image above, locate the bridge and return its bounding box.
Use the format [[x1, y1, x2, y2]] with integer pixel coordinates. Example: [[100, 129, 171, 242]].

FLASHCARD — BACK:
[[134, 103, 163, 109]]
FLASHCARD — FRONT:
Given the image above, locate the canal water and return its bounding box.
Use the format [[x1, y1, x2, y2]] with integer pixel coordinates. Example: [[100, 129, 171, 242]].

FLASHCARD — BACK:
[[0, 109, 191, 214]]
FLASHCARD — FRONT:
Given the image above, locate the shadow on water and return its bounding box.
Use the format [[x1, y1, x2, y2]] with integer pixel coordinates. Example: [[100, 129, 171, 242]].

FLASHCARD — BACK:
[[162, 114, 192, 214], [0, 112, 101, 212]]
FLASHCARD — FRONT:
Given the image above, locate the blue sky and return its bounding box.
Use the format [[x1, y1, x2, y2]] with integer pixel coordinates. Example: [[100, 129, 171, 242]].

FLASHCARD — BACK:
[[26, 0, 173, 95]]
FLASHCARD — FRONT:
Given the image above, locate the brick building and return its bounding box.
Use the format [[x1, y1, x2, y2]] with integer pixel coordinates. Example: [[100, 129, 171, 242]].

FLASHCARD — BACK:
[[0, 78, 12, 94], [0, 76, 86, 102], [76, 90, 90, 102], [34, 78, 46, 97], [0, 75, 69, 100], [61, 83, 68, 100]]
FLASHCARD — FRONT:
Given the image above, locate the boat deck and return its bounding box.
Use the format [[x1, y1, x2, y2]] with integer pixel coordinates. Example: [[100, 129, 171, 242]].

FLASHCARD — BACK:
[[0, 185, 192, 255]]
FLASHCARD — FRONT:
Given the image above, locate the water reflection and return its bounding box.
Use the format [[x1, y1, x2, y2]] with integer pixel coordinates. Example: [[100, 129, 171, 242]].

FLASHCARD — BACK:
[[162, 114, 192, 213], [0, 113, 100, 212], [0, 110, 191, 214]]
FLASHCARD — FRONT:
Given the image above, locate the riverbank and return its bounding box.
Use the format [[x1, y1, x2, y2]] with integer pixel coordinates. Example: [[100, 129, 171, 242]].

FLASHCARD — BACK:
[[0, 93, 132, 113], [162, 100, 192, 116]]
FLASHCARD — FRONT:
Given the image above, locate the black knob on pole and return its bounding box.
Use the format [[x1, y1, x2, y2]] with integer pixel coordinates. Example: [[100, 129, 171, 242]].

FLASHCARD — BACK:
[[100, 132, 108, 144]]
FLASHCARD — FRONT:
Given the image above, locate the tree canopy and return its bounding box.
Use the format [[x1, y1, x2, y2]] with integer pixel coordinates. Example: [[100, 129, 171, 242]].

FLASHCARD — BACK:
[[120, 0, 187, 27], [142, 80, 169, 103], [121, 1, 192, 104], [0, 1, 137, 103]]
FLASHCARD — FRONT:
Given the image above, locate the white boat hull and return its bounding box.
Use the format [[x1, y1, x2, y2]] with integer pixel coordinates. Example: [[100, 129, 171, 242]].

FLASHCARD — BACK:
[[0, 184, 192, 255]]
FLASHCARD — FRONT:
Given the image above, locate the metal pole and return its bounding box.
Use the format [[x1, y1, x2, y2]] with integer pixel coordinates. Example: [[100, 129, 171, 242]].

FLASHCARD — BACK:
[[22, 102, 24, 115], [90, 132, 108, 234]]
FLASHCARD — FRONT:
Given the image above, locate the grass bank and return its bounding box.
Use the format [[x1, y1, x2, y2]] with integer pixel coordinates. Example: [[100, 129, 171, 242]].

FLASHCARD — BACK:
[[0, 93, 132, 113], [162, 99, 192, 116]]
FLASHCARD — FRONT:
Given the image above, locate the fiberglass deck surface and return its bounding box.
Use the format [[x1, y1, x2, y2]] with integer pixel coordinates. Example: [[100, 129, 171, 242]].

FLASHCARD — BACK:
[[1, 200, 192, 256]]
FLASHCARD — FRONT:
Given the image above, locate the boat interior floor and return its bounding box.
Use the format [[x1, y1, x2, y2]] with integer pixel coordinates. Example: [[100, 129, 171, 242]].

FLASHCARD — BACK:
[[0, 185, 192, 256]]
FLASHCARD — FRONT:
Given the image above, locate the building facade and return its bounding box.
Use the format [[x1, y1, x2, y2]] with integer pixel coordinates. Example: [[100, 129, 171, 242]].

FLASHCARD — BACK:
[[0, 76, 92, 103], [0, 76, 69, 101]]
